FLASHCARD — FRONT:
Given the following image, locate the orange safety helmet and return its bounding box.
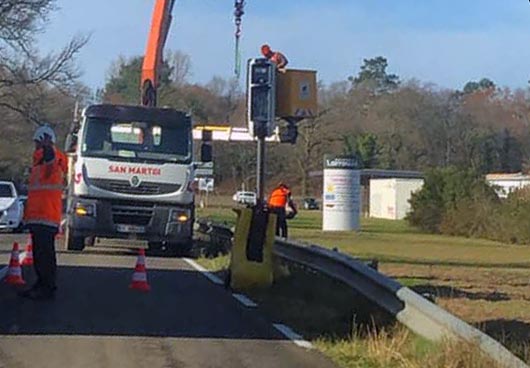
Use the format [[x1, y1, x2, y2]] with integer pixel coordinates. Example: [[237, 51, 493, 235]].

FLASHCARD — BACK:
[[261, 44, 272, 57]]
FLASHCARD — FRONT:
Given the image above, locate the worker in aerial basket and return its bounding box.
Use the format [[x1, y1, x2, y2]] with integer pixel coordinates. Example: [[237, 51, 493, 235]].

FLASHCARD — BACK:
[[20, 124, 67, 300], [261, 44, 289, 72], [268, 183, 297, 238]]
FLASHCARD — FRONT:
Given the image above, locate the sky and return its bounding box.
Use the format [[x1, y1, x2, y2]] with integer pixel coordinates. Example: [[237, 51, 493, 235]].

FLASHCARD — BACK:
[[37, 0, 530, 91]]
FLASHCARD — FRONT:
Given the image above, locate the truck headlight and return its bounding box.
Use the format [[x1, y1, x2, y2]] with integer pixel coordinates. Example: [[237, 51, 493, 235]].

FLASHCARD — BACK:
[[75, 202, 95, 217], [170, 209, 190, 223]]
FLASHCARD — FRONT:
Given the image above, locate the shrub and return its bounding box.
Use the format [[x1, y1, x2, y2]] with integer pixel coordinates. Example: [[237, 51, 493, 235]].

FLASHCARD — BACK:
[[409, 168, 530, 245], [407, 167, 496, 233]]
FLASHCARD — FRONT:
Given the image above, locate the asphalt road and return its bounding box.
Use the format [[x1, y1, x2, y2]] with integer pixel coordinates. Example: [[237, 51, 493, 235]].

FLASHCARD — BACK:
[[0, 234, 336, 368]]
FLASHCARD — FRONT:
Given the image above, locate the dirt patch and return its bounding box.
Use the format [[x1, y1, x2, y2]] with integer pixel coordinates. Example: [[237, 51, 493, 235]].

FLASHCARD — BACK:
[[381, 262, 530, 362]]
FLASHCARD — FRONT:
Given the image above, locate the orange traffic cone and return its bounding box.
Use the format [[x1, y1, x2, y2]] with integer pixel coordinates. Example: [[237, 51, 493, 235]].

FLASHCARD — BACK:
[[22, 243, 34, 267], [5, 242, 26, 286], [129, 249, 150, 292]]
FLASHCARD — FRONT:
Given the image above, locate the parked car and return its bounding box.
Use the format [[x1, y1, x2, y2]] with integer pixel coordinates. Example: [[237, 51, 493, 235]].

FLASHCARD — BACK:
[[303, 197, 319, 210], [0, 181, 24, 232], [232, 191, 257, 206], [18, 195, 27, 207]]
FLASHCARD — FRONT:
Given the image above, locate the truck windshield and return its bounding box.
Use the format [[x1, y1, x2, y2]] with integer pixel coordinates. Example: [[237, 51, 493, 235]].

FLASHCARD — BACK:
[[81, 118, 191, 163], [0, 184, 14, 197]]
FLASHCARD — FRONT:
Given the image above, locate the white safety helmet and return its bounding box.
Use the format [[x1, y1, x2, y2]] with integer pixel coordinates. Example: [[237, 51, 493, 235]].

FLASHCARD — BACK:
[[33, 124, 56, 144]]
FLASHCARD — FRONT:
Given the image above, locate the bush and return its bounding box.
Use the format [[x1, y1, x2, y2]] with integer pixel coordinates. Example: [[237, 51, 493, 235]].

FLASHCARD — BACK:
[[493, 188, 530, 244], [440, 198, 499, 239], [407, 167, 496, 233], [409, 168, 530, 245]]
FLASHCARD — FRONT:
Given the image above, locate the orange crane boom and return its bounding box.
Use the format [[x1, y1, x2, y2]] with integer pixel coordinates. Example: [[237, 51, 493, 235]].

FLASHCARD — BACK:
[[141, 0, 176, 107]]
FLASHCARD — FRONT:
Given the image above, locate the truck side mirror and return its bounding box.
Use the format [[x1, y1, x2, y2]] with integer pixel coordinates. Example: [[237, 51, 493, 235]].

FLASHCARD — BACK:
[[200, 129, 212, 163]]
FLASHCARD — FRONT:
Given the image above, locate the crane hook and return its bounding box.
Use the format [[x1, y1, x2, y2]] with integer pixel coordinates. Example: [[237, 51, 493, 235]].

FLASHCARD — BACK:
[[234, 0, 245, 78]]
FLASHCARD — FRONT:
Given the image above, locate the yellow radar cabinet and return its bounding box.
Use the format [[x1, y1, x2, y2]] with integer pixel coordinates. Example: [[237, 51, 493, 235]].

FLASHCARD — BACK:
[[230, 207, 277, 290], [276, 69, 318, 119]]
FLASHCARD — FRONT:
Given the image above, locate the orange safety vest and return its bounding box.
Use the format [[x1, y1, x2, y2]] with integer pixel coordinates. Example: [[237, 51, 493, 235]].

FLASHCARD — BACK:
[[271, 52, 288, 68], [24, 146, 67, 228], [268, 187, 290, 208]]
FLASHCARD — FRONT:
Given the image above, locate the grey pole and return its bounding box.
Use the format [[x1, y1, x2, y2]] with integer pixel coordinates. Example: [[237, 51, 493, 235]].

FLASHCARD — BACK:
[[256, 136, 266, 203]]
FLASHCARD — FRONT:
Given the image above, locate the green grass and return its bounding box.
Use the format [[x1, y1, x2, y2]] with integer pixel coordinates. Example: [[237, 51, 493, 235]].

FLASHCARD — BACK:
[[315, 331, 498, 368], [194, 255, 499, 368], [196, 207, 238, 226], [197, 206, 530, 268], [196, 254, 229, 271], [395, 277, 427, 288], [196, 203, 530, 364]]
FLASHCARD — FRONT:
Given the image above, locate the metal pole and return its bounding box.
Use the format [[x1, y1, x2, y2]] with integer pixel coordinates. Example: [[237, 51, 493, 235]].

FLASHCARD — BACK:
[[256, 137, 266, 203]]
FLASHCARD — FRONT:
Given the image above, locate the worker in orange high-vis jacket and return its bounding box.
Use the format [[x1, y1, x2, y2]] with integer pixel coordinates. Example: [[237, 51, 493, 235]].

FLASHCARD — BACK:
[[261, 44, 288, 72], [268, 183, 297, 238], [20, 125, 67, 300]]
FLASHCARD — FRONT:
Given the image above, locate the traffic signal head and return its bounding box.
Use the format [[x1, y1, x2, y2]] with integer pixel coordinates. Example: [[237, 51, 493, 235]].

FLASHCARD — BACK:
[[247, 58, 276, 139]]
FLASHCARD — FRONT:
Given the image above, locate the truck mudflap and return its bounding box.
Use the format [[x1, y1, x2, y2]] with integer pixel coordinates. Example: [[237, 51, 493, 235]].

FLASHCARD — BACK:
[[68, 197, 193, 243]]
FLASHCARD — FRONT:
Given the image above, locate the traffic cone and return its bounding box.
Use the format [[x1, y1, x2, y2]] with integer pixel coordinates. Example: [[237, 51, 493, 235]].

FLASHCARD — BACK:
[[129, 249, 150, 292], [5, 242, 26, 286], [22, 243, 34, 267]]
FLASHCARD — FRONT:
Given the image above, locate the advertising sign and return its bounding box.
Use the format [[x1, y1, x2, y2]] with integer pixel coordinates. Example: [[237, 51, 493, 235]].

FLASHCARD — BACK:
[[322, 155, 361, 231]]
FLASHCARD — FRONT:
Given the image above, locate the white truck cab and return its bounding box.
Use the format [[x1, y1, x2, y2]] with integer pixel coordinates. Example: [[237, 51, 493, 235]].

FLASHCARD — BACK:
[[65, 104, 195, 255]]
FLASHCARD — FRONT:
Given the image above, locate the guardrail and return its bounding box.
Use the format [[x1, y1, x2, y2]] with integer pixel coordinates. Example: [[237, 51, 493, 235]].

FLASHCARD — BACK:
[[195, 218, 233, 256], [195, 219, 528, 368]]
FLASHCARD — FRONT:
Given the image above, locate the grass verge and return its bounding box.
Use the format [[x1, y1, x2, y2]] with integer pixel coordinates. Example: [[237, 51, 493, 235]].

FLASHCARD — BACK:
[[196, 202, 530, 364], [195, 256, 501, 367]]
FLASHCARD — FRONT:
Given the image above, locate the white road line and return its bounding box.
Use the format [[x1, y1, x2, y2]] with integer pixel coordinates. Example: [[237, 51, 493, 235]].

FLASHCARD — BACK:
[[183, 258, 224, 285], [0, 252, 27, 281], [232, 293, 258, 307], [273, 323, 313, 349], [184, 258, 312, 350]]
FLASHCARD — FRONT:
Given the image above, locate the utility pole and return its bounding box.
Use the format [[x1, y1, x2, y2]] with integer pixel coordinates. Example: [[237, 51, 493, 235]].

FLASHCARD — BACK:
[[247, 58, 276, 204], [256, 137, 266, 201]]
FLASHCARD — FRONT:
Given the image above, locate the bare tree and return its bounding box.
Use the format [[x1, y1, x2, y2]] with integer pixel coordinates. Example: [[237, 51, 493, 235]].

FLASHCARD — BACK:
[[167, 50, 192, 87], [294, 114, 333, 197], [0, 0, 89, 124]]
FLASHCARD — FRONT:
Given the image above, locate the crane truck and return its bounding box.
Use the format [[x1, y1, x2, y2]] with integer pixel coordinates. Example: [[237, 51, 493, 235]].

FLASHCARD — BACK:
[[64, 0, 200, 255]]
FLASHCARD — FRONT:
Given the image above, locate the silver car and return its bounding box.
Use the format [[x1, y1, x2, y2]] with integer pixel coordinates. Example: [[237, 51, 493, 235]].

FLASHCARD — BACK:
[[0, 181, 24, 232]]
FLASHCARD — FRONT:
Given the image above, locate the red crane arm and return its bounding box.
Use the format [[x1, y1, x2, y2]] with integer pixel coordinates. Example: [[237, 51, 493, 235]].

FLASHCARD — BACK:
[[141, 0, 175, 107]]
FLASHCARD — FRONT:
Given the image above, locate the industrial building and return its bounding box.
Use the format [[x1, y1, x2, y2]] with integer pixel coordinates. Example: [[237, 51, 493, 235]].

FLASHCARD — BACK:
[[369, 178, 424, 220], [485, 173, 530, 198]]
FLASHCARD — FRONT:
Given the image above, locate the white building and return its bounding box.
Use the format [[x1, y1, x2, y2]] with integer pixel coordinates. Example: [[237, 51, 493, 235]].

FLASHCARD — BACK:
[[369, 178, 424, 220], [485, 173, 530, 198]]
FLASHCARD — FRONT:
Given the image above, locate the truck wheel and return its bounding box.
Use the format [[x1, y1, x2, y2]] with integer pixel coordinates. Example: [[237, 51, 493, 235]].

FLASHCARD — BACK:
[[169, 241, 194, 257], [147, 241, 165, 257], [66, 227, 85, 251]]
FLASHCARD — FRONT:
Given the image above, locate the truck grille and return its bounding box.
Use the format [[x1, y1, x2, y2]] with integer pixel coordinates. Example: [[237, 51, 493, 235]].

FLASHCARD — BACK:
[[111, 202, 154, 226], [90, 179, 181, 195]]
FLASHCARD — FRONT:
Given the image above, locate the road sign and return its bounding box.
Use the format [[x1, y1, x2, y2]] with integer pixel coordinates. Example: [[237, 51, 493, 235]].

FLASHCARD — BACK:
[[198, 177, 214, 192], [195, 162, 214, 177]]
